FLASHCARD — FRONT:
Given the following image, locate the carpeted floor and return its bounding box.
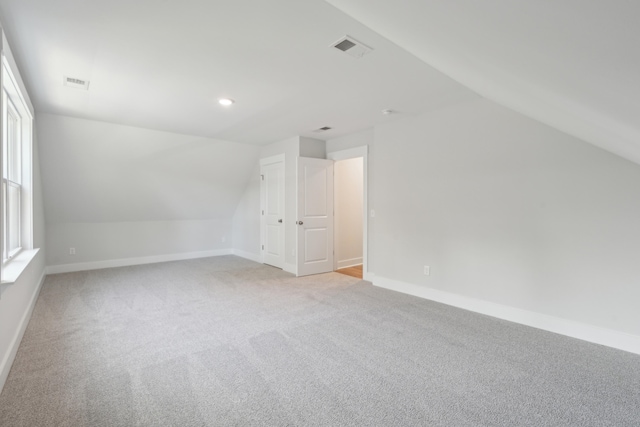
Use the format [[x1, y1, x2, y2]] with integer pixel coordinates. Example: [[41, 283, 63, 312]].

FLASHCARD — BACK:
[[0, 255, 639, 426]]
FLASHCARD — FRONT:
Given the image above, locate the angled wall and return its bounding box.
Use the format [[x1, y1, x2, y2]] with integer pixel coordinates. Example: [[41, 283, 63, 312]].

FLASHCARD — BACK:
[[38, 114, 260, 271]]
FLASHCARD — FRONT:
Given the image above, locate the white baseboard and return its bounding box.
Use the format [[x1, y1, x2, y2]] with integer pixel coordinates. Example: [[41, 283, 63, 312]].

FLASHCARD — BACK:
[[46, 249, 233, 274], [0, 271, 46, 392], [232, 249, 261, 263], [370, 274, 640, 356], [337, 257, 363, 269]]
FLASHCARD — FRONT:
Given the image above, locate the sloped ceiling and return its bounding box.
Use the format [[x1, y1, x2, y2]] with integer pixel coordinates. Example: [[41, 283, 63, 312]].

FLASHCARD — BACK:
[[325, 0, 640, 165], [1, 1, 637, 166], [0, 0, 476, 145], [37, 114, 260, 223], [0, 0, 483, 226]]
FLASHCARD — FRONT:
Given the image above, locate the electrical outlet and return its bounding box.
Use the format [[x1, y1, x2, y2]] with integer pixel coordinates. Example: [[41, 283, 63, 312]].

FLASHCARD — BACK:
[[423, 265, 430, 276], [69, 247, 76, 255], [221, 236, 226, 243]]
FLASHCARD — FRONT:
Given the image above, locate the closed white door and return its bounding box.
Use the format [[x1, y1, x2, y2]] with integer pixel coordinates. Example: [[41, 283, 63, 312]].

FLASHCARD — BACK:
[[261, 159, 285, 269], [296, 157, 334, 276]]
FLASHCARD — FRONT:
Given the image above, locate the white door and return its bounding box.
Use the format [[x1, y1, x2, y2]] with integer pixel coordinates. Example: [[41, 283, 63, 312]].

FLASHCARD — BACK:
[[296, 157, 334, 276], [261, 158, 285, 269]]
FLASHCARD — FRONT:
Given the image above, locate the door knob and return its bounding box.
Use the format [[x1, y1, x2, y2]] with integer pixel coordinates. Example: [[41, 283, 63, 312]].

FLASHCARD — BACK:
[[297, 221, 304, 225], [278, 219, 283, 223]]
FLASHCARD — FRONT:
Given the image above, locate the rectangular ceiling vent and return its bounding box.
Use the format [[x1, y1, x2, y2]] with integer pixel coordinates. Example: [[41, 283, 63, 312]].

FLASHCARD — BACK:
[[63, 76, 90, 90], [330, 36, 373, 58], [314, 126, 332, 133]]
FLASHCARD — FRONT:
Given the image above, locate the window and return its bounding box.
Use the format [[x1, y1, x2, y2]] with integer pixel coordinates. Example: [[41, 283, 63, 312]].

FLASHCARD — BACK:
[[3, 87, 21, 260], [2, 55, 32, 264]]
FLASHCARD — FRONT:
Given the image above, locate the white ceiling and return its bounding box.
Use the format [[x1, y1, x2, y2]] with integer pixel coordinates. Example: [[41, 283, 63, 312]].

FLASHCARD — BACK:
[[0, 0, 475, 145], [2, 1, 638, 162], [326, 0, 640, 165]]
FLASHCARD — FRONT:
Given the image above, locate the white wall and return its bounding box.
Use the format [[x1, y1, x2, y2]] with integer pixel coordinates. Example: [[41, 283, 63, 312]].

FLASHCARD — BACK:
[[32, 128, 46, 250], [232, 162, 261, 260], [0, 137, 46, 389], [334, 157, 363, 268], [0, 114, 46, 392], [0, 252, 45, 389], [299, 137, 326, 159], [46, 220, 232, 267], [38, 114, 260, 267], [326, 128, 374, 153], [371, 98, 640, 338]]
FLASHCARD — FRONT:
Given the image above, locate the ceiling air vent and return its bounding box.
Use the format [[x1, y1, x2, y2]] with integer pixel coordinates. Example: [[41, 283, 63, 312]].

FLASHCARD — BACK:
[[63, 76, 90, 90], [330, 36, 373, 58], [314, 126, 332, 133]]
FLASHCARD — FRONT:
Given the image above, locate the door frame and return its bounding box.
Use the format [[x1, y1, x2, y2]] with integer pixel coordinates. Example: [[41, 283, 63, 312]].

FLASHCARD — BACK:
[[260, 154, 285, 267], [327, 146, 369, 279]]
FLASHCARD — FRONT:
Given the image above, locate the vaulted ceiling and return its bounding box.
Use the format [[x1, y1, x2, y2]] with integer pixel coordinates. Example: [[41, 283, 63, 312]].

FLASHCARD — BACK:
[[0, 0, 475, 145], [326, 0, 640, 164], [0, 0, 638, 164]]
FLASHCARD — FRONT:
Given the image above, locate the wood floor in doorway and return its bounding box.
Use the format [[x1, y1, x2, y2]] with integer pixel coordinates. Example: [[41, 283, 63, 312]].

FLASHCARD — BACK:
[[336, 264, 363, 279]]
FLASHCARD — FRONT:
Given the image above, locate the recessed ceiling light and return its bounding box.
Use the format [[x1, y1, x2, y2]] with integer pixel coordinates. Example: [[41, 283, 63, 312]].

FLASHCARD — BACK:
[[218, 98, 235, 106]]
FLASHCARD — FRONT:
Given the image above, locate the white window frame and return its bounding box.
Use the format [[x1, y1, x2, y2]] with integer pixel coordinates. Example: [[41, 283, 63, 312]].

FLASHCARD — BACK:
[[1, 53, 33, 266], [3, 88, 22, 261]]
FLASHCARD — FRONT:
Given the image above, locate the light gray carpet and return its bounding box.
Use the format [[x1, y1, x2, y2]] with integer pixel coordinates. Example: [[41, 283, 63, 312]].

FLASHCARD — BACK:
[[0, 255, 639, 426]]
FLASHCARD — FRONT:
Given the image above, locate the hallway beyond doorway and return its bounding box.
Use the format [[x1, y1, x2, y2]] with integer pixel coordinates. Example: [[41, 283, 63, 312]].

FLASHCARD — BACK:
[[336, 264, 363, 279]]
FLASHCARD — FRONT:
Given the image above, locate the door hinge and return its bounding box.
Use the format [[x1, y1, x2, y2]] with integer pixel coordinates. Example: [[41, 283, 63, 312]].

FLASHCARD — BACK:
[[262, 245, 264, 250], [262, 210, 264, 215], [261, 174, 264, 181]]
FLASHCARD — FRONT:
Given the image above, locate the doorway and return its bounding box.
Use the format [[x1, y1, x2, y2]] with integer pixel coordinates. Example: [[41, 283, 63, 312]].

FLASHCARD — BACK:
[[260, 147, 368, 278], [327, 146, 368, 280], [334, 157, 364, 278]]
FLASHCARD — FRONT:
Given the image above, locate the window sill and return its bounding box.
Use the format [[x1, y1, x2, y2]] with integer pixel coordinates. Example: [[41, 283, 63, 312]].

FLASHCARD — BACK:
[[1, 248, 40, 285]]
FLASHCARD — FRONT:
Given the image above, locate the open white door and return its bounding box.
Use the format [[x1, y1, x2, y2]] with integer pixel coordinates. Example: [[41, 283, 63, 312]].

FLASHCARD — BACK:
[[296, 157, 334, 276], [261, 156, 285, 269]]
